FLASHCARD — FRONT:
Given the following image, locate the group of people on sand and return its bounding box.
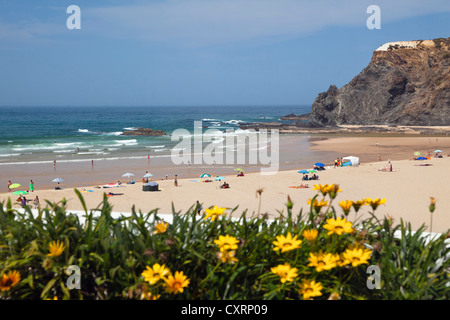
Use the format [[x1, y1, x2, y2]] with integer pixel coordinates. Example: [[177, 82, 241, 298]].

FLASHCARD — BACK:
[[7, 179, 39, 209], [302, 174, 319, 181], [15, 195, 40, 209], [220, 181, 230, 189], [334, 158, 345, 168]]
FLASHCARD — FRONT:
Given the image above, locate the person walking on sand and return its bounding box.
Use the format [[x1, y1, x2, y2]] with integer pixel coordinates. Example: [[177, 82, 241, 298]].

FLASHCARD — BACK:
[[174, 174, 178, 187], [29, 180, 34, 192], [53, 160, 56, 168], [33, 196, 39, 209], [8, 180, 12, 192]]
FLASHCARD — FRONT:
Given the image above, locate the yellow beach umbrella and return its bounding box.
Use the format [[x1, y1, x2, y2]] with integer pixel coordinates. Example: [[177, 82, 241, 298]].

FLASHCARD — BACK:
[[9, 183, 21, 189]]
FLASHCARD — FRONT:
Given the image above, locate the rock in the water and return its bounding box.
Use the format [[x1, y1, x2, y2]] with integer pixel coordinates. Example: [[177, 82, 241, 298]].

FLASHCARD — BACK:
[[121, 127, 166, 136]]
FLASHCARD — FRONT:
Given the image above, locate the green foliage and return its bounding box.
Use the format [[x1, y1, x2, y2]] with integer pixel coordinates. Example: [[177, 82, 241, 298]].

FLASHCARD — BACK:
[[0, 188, 449, 300]]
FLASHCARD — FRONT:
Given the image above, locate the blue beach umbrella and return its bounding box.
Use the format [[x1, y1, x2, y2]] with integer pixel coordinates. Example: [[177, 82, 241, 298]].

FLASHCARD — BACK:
[[215, 176, 225, 181], [143, 173, 153, 178], [298, 170, 308, 174], [416, 157, 427, 160], [52, 178, 64, 183], [314, 162, 325, 167], [200, 173, 211, 178]]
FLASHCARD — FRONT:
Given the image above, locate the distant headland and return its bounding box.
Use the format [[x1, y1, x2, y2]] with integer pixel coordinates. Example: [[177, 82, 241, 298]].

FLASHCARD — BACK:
[[240, 37, 450, 135]]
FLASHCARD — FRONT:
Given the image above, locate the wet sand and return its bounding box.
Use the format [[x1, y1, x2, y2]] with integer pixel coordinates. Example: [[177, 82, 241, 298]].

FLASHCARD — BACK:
[[2, 135, 450, 233]]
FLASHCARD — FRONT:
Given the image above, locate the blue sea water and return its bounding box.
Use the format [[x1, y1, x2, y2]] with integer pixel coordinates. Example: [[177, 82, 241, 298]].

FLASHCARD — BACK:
[[0, 105, 311, 164]]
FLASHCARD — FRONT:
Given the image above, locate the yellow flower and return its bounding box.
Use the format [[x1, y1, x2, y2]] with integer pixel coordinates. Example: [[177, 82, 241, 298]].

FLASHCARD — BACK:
[[273, 232, 302, 253], [47, 240, 65, 257], [214, 235, 239, 252], [429, 197, 436, 213], [0, 270, 21, 291], [342, 246, 372, 267], [323, 217, 354, 236], [328, 292, 341, 300], [313, 184, 341, 199], [307, 198, 328, 212], [333, 253, 346, 267], [154, 221, 169, 234], [216, 249, 238, 264], [307, 251, 337, 272], [302, 229, 319, 242], [164, 271, 190, 294], [140, 284, 161, 300], [203, 206, 227, 221], [364, 198, 386, 211], [270, 263, 298, 283], [352, 200, 367, 213], [339, 200, 353, 216], [141, 263, 171, 285], [298, 279, 323, 300]]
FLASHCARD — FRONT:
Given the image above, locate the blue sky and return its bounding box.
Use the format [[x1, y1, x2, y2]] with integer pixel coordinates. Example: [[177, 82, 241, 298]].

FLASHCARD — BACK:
[[0, 0, 449, 107]]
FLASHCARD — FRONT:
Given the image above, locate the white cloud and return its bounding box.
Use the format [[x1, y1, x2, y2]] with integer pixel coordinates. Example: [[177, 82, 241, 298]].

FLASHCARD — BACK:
[[1, 0, 449, 45], [86, 0, 450, 46]]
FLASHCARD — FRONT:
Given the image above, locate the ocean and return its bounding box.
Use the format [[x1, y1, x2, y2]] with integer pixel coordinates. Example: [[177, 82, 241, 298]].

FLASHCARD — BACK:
[[0, 105, 311, 165], [0, 105, 345, 189]]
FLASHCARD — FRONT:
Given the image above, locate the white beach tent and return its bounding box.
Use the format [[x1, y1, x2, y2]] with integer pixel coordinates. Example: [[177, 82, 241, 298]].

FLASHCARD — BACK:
[[342, 156, 360, 167]]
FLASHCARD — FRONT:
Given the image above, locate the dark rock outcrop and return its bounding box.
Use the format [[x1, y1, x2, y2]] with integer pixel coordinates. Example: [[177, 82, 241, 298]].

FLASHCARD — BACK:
[[121, 127, 166, 136], [280, 113, 310, 121], [308, 38, 450, 126]]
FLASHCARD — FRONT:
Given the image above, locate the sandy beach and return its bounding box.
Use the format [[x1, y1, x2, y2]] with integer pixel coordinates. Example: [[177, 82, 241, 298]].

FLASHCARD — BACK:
[[2, 135, 450, 233]]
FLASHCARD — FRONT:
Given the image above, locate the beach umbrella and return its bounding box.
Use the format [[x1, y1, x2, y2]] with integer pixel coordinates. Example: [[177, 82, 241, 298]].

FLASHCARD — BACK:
[[414, 151, 421, 156], [143, 173, 153, 178], [200, 173, 211, 178], [122, 173, 135, 178], [308, 169, 317, 173], [234, 168, 244, 172], [435, 150, 443, 153], [8, 183, 21, 189], [13, 190, 28, 195], [52, 178, 64, 183], [298, 170, 308, 174], [314, 162, 325, 167], [215, 176, 225, 181]]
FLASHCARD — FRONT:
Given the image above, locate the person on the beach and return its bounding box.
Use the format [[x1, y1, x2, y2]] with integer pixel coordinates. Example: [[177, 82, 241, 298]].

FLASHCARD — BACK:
[[196, 200, 203, 215], [21, 196, 27, 207], [334, 159, 338, 168], [33, 196, 39, 209], [29, 180, 34, 192], [8, 180, 12, 192], [53, 160, 56, 167], [174, 175, 178, 187], [389, 161, 393, 172]]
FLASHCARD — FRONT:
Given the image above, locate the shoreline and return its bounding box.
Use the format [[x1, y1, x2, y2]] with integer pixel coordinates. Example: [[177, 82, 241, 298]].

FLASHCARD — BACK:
[[2, 134, 450, 233]]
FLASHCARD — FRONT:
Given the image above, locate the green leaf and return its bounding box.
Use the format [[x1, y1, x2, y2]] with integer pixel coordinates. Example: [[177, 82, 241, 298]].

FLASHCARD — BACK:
[[40, 278, 57, 299]]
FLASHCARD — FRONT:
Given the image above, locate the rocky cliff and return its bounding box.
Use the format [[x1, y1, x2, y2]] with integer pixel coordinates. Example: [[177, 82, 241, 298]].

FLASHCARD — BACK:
[[308, 38, 450, 126]]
